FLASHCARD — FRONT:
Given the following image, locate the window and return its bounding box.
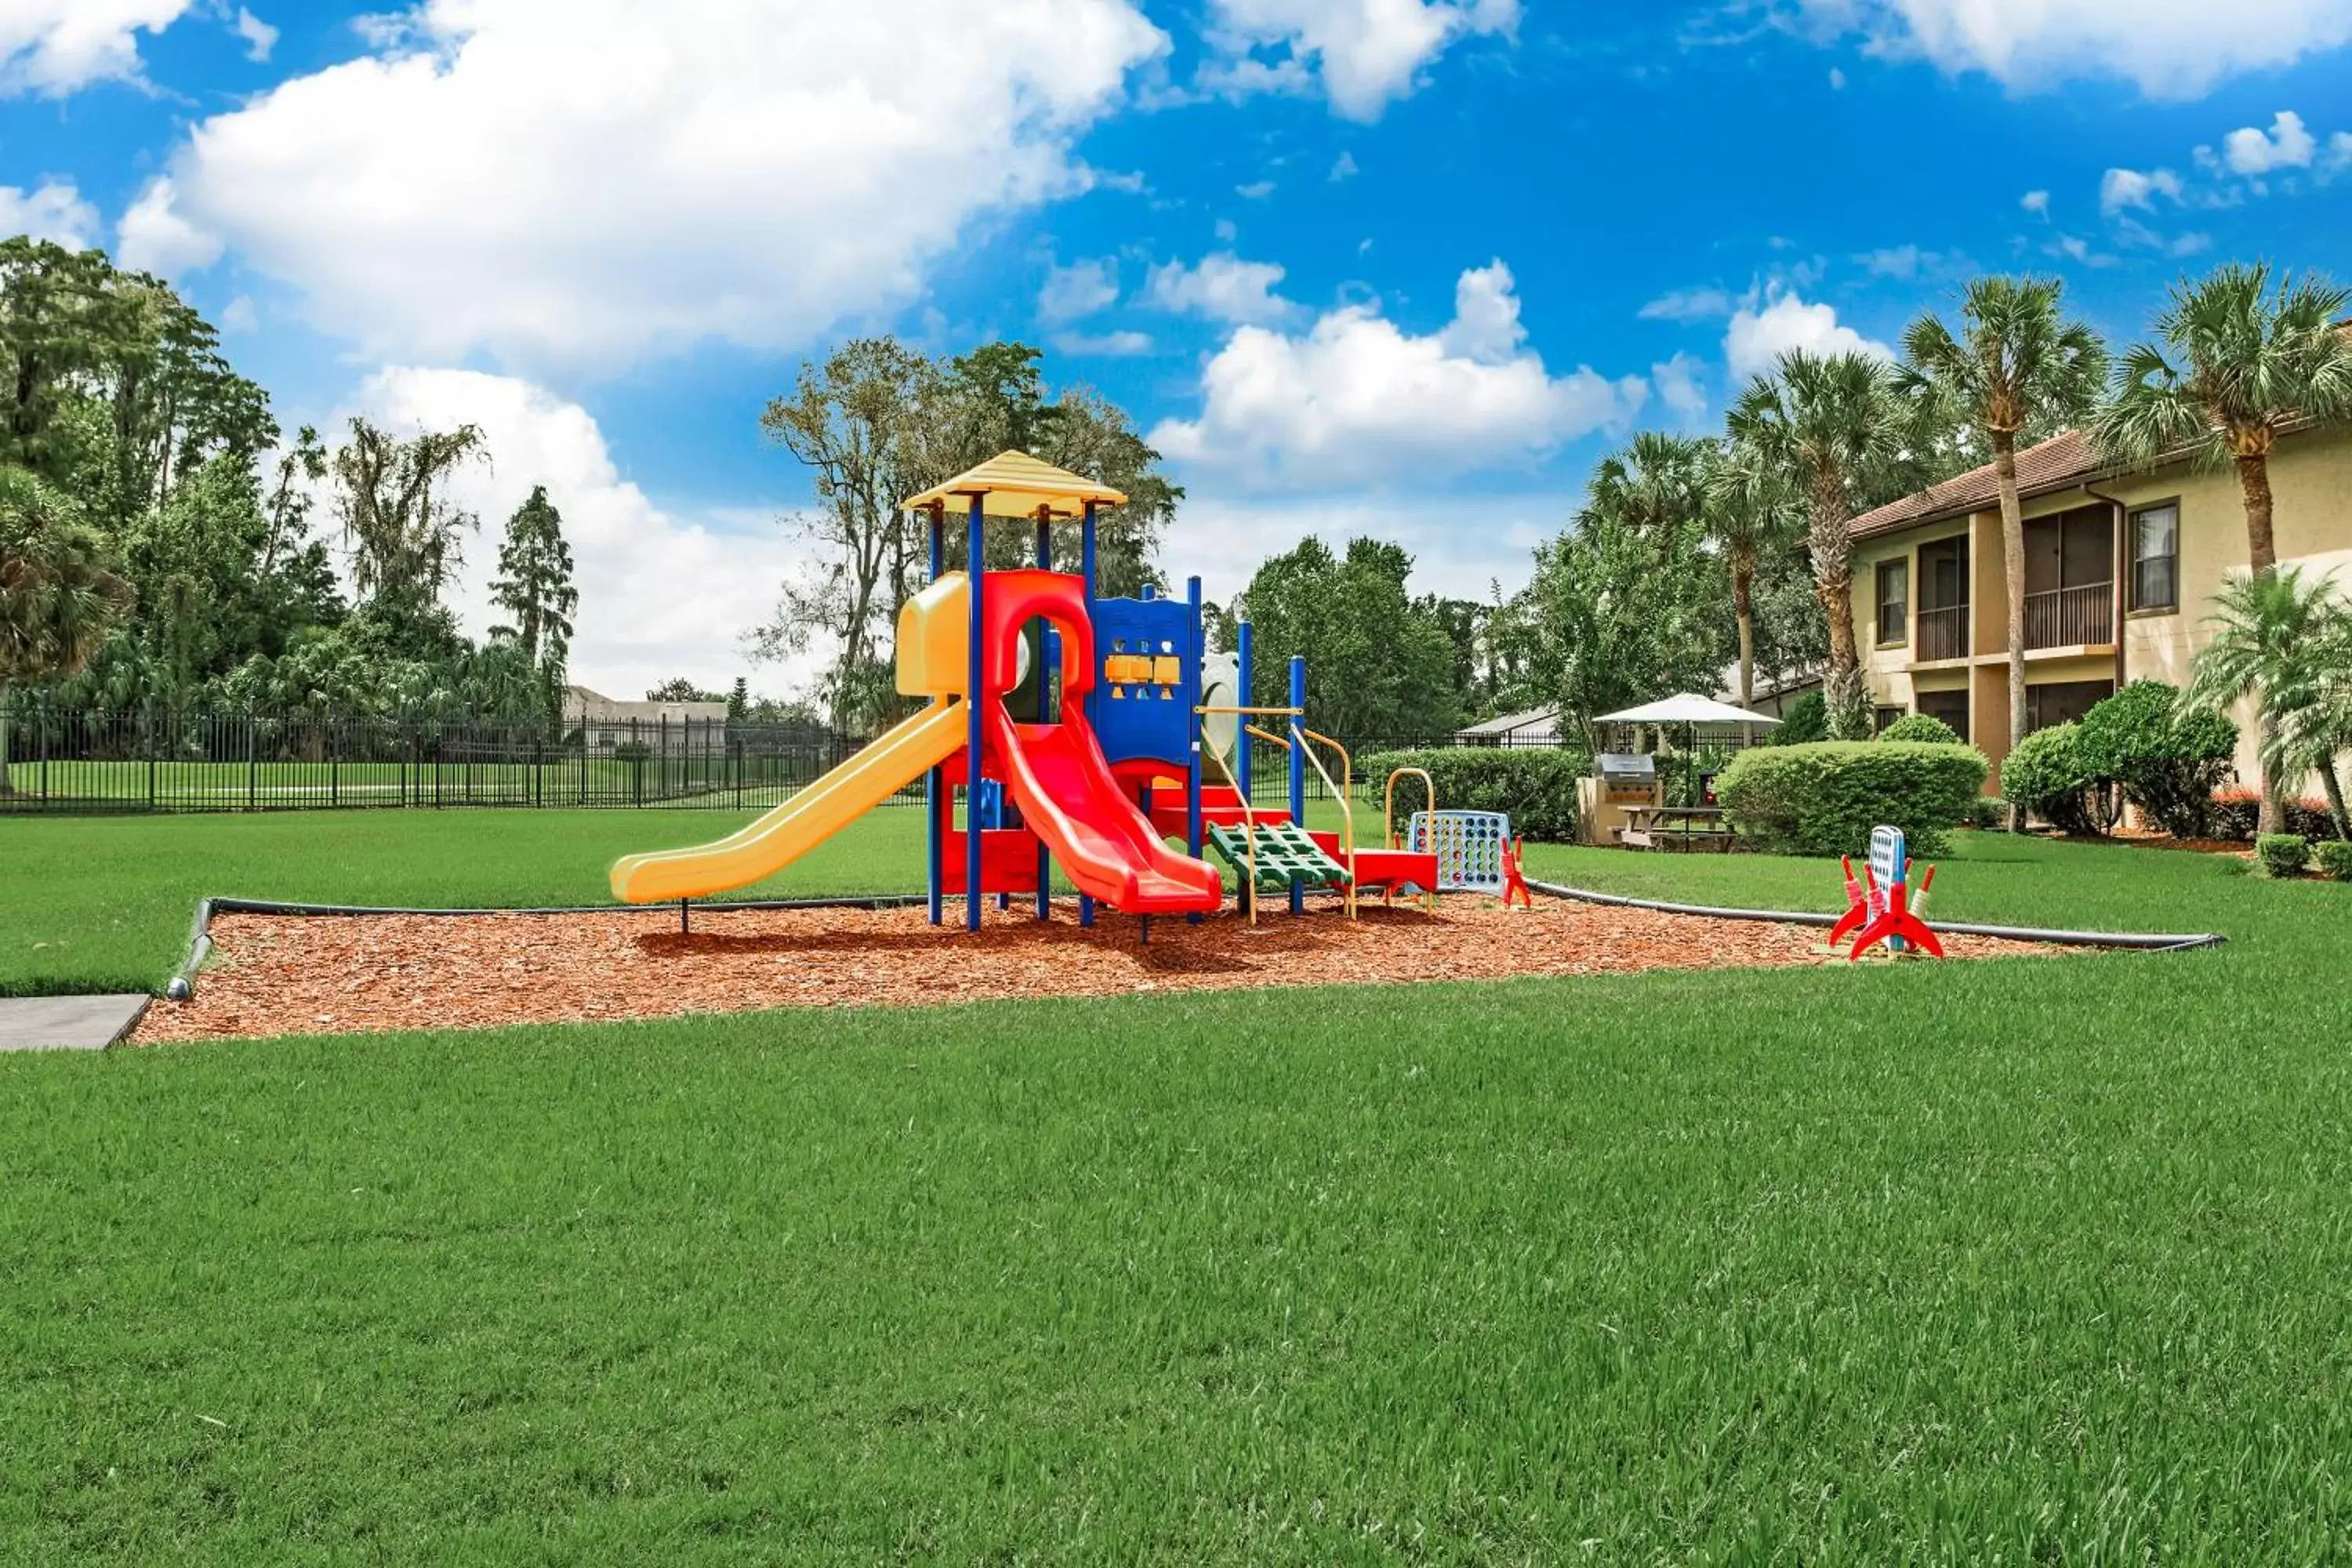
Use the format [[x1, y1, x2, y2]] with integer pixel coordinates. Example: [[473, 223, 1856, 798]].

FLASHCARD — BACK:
[[1875, 705, 1907, 734], [2129, 501, 2179, 612], [2026, 679, 2114, 732], [1875, 559, 1908, 646], [1917, 688, 1969, 743]]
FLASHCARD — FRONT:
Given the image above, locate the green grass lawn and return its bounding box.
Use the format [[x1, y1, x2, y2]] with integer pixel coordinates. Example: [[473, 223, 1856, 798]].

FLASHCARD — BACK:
[[5, 819, 2352, 1560]]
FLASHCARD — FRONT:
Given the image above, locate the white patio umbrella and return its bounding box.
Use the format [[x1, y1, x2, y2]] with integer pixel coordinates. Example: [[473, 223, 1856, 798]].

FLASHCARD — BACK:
[[1592, 693, 1783, 727], [1593, 694, 1780, 797]]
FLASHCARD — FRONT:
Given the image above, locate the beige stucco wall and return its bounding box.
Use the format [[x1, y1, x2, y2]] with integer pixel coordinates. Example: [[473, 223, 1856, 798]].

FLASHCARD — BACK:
[[1849, 425, 2352, 799]]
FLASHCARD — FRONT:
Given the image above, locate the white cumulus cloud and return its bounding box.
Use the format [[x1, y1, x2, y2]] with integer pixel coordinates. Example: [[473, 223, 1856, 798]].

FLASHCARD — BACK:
[[1638, 285, 1734, 323], [0, 181, 100, 249], [1723, 290, 1894, 384], [343, 367, 811, 700], [1202, 0, 1519, 120], [115, 177, 224, 277], [2222, 110, 2319, 173], [233, 7, 277, 63], [1790, 0, 2352, 97], [129, 0, 1169, 372], [1150, 260, 1646, 490], [1144, 252, 1298, 325], [1038, 256, 1120, 324], [2099, 165, 2183, 216], [0, 0, 194, 96], [1652, 353, 1708, 423]]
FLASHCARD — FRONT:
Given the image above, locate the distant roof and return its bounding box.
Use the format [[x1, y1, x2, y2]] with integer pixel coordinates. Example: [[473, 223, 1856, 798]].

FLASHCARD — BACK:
[[1850, 429, 2111, 540], [901, 450, 1128, 519], [1455, 706, 1559, 736]]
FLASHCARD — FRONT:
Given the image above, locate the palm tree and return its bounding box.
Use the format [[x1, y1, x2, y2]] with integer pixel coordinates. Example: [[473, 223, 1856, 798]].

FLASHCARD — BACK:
[[2277, 595, 2352, 839], [0, 466, 134, 794], [1586, 431, 1711, 549], [1726, 350, 1911, 736], [1904, 278, 2106, 810], [1706, 437, 1804, 710], [2182, 565, 2349, 835], [2097, 263, 2352, 575]]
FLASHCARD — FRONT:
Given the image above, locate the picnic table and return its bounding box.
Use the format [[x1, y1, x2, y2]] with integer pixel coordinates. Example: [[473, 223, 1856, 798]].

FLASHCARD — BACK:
[[1615, 804, 1737, 852]]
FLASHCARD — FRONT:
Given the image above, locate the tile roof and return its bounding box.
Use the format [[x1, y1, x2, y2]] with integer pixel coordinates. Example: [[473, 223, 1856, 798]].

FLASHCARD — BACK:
[[1849, 428, 2108, 539]]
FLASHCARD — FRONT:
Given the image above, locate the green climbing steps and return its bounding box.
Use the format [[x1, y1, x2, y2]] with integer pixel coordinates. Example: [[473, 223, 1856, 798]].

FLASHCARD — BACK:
[[1205, 818, 1349, 902]]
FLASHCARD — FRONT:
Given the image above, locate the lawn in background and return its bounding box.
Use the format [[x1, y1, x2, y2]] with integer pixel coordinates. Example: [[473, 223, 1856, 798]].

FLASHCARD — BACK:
[[4, 835, 2350, 1561], [0, 807, 931, 996]]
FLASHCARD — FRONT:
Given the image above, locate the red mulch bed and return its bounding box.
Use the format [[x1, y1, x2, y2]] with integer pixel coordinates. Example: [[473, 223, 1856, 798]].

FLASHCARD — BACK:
[[133, 895, 2057, 1045]]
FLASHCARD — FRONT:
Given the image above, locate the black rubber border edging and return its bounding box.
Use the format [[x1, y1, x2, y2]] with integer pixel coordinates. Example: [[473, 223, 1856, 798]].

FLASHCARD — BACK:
[[1522, 878, 2227, 953]]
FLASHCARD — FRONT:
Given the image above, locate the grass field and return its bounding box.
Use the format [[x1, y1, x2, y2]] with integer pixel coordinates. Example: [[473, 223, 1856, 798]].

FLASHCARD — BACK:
[[5, 819, 2352, 1560]]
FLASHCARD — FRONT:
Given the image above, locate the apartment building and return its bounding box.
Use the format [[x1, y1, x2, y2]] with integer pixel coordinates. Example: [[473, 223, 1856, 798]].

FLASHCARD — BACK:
[[1847, 423, 2352, 789]]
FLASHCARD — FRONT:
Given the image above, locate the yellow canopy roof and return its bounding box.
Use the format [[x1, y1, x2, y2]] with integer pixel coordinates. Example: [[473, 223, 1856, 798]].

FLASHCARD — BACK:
[[900, 450, 1127, 518]]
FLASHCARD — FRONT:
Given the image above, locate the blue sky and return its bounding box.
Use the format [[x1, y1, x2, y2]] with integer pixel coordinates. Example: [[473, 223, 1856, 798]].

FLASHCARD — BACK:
[[4, 0, 2350, 697]]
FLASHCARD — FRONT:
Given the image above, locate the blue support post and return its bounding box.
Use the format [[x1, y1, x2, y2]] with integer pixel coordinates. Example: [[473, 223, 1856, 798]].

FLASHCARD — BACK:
[[1078, 501, 1098, 929], [1186, 575, 1205, 924], [1289, 653, 1306, 915], [1033, 510, 1052, 921], [1236, 618, 1254, 802], [966, 495, 985, 932], [926, 505, 945, 926]]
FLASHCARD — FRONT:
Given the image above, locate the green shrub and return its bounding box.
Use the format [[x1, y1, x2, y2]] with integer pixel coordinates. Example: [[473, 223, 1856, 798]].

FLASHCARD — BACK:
[[1354, 746, 1589, 842], [1760, 691, 1828, 746], [1714, 741, 1987, 858], [1966, 794, 2007, 830], [2074, 681, 2238, 838], [1877, 712, 1962, 746], [2313, 840, 2352, 880], [2001, 724, 2107, 835], [2256, 833, 2311, 877]]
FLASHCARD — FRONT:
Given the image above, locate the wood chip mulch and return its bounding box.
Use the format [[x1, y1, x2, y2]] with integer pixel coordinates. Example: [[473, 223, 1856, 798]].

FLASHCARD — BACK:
[[132, 898, 2055, 1044]]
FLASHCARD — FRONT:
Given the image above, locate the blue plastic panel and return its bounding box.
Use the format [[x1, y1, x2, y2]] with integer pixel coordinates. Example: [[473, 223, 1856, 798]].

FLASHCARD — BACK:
[[1089, 595, 1194, 769]]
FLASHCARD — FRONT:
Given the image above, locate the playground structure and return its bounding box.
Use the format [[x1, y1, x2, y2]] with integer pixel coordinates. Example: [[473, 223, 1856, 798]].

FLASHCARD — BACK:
[[608, 452, 1457, 929], [1830, 826, 1944, 961]]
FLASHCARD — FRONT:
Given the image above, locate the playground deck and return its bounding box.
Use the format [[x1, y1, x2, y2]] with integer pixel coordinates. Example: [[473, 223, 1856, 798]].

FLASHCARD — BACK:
[[134, 898, 2054, 1044]]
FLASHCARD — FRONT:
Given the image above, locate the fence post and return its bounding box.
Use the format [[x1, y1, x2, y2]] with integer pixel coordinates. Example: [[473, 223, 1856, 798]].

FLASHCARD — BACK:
[[146, 701, 158, 809], [38, 693, 49, 803], [330, 710, 339, 808], [245, 710, 256, 811]]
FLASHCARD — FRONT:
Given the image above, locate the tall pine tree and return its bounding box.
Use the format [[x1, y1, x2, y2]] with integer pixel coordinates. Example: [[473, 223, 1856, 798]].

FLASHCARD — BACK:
[[488, 485, 578, 717]]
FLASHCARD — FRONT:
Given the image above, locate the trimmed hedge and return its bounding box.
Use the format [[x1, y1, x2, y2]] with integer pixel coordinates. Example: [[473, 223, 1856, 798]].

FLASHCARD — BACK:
[[2210, 787, 2338, 843], [2001, 724, 2105, 836], [1355, 746, 1589, 842], [2074, 681, 2237, 838], [1877, 712, 1962, 746], [2314, 840, 2352, 880], [1714, 741, 1987, 858], [2256, 833, 2311, 877]]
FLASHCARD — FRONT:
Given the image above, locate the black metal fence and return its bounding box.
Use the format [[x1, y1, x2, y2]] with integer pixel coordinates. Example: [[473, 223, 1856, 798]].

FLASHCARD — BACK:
[[0, 702, 1483, 815], [0, 705, 858, 814]]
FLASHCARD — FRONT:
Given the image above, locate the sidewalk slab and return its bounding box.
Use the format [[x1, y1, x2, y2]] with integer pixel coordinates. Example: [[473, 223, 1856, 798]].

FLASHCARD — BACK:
[[0, 995, 149, 1051]]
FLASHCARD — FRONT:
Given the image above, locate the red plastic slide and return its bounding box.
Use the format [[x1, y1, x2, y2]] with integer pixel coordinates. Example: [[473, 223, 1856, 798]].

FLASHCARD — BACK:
[[987, 706, 1223, 914]]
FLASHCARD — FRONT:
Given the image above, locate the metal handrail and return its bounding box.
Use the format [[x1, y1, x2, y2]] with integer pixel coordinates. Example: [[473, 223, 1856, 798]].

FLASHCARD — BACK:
[[1382, 765, 1437, 911], [1298, 727, 1356, 920], [1384, 767, 1434, 848]]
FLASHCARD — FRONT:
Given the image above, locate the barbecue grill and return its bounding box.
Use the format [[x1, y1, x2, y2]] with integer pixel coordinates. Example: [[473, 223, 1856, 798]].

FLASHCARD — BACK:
[[1595, 753, 1657, 804]]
